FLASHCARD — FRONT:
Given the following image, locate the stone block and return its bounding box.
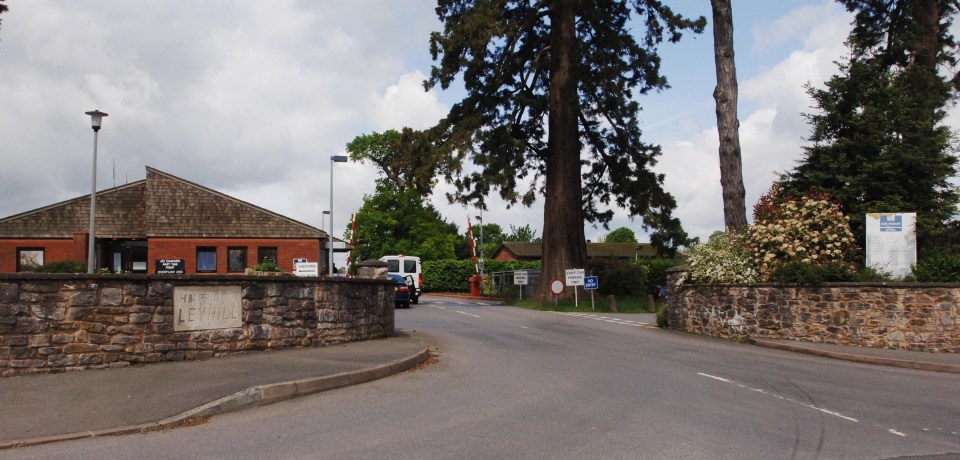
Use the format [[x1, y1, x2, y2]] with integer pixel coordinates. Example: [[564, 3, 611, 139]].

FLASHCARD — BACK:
[[69, 291, 98, 307], [101, 288, 123, 306], [111, 336, 140, 345], [0, 283, 19, 303], [123, 284, 147, 296], [129, 313, 153, 323], [30, 305, 66, 321], [64, 343, 100, 353]]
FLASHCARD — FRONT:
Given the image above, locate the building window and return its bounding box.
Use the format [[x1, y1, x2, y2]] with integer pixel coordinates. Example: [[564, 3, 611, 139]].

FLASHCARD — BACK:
[[16, 248, 44, 272], [228, 247, 247, 273], [196, 247, 217, 273], [257, 246, 278, 265]]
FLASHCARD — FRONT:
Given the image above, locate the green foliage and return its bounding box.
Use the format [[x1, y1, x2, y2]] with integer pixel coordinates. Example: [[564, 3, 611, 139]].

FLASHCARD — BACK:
[[346, 128, 440, 197], [588, 259, 648, 297], [768, 261, 891, 284], [638, 259, 683, 293], [350, 182, 459, 263], [422, 259, 540, 292], [655, 301, 669, 328], [602, 227, 638, 244], [252, 261, 282, 272], [750, 185, 859, 279], [911, 253, 960, 282], [506, 224, 540, 243], [684, 230, 758, 284], [33, 260, 86, 273]]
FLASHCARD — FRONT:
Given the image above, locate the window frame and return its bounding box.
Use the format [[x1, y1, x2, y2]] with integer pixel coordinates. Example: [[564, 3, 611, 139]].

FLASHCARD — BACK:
[[196, 247, 218, 273], [227, 246, 248, 273], [257, 246, 278, 265], [16, 247, 44, 272]]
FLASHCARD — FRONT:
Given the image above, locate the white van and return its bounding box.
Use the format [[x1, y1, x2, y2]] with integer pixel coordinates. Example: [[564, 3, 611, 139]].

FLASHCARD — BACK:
[[380, 255, 422, 304]]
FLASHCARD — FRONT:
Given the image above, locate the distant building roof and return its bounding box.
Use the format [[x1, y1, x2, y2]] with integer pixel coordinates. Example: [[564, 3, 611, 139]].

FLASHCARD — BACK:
[[490, 241, 657, 261]]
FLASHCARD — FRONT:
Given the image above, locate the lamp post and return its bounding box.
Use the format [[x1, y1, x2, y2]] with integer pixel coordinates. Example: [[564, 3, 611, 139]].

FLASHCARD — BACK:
[[475, 209, 484, 288], [85, 110, 108, 274], [329, 155, 348, 276], [322, 210, 330, 234]]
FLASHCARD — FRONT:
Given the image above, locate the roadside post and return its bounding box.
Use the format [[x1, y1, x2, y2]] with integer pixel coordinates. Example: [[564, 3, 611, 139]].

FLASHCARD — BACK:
[[514, 270, 529, 300], [550, 278, 564, 307], [584, 276, 598, 310], [565, 269, 585, 307]]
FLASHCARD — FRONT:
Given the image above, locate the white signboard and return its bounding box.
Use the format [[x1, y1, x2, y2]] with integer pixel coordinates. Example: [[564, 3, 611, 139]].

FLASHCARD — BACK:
[[174, 286, 243, 331], [294, 262, 319, 277], [565, 269, 585, 286], [514, 270, 528, 285], [866, 213, 916, 279]]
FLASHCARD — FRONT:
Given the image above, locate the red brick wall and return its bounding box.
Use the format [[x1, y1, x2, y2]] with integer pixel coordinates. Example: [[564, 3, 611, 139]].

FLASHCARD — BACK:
[[148, 238, 321, 274], [0, 239, 82, 272]]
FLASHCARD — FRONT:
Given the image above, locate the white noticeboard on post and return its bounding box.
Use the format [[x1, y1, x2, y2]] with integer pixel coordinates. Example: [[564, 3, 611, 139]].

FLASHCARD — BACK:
[[865, 213, 916, 279], [514, 271, 528, 300], [565, 269, 585, 307]]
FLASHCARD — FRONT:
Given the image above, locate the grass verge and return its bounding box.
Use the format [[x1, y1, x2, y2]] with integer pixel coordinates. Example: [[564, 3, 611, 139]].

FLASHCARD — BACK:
[[504, 295, 658, 314]]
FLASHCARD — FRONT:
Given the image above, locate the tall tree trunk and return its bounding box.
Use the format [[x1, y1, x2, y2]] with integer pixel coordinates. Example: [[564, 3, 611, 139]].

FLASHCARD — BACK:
[[711, 0, 748, 229], [539, 0, 587, 301]]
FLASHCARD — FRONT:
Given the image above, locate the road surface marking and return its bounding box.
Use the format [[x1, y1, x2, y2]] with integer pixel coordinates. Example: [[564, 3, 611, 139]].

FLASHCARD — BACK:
[[428, 305, 446, 309], [457, 311, 481, 318], [888, 429, 907, 437], [698, 372, 859, 423]]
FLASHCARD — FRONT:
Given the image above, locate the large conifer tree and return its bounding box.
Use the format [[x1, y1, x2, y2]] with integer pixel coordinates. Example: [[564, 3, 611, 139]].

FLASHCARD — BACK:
[[425, 0, 705, 298], [784, 0, 960, 253]]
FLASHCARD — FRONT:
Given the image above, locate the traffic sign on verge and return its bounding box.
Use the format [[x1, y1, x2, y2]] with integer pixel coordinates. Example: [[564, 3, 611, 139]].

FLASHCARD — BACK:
[[565, 269, 585, 286], [514, 271, 528, 285], [550, 279, 564, 295], [584, 276, 598, 290]]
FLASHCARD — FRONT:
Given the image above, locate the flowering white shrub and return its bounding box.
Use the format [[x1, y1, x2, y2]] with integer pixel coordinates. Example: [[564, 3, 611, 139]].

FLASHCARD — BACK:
[[684, 230, 759, 284], [749, 184, 858, 280]]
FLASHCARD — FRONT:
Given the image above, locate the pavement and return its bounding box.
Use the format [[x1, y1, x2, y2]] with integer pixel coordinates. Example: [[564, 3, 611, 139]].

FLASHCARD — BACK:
[[1, 323, 959, 451], [0, 332, 430, 450]]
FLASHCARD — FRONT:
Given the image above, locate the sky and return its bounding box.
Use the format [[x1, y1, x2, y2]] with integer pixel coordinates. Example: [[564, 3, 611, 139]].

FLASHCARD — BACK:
[[0, 1, 953, 265]]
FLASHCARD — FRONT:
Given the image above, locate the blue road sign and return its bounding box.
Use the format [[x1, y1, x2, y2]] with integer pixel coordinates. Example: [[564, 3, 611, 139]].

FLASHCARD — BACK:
[[584, 276, 599, 290]]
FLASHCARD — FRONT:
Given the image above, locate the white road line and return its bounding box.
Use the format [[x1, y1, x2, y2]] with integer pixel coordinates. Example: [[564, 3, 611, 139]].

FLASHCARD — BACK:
[[428, 305, 446, 309], [457, 311, 481, 318], [888, 429, 907, 437], [697, 372, 859, 423]]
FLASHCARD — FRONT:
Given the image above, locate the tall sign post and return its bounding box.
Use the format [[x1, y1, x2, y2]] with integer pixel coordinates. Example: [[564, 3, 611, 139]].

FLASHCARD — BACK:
[[565, 268, 585, 307], [584, 276, 598, 311], [514, 270, 528, 301]]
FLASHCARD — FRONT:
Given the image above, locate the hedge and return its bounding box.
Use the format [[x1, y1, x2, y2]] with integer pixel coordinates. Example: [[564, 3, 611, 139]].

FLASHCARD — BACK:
[[422, 260, 540, 292]]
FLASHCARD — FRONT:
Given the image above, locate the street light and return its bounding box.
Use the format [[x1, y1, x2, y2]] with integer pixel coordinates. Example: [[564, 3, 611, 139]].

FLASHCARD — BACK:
[[322, 210, 330, 234], [85, 110, 108, 274], [329, 155, 348, 276]]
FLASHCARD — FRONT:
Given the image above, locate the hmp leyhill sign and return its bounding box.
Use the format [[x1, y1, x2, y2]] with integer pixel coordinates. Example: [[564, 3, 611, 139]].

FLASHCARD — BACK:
[[173, 286, 243, 331]]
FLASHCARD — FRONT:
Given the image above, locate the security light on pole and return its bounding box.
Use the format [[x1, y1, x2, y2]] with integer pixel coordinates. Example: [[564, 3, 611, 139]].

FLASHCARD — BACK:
[[85, 110, 108, 274]]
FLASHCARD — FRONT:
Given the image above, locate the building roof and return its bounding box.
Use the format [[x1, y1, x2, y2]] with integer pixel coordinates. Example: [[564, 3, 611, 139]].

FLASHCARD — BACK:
[[0, 167, 328, 240], [491, 241, 657, 260]]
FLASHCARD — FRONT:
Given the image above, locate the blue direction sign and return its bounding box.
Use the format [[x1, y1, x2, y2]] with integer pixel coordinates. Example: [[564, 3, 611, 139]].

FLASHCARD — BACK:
[[584, 276, 599, 290]]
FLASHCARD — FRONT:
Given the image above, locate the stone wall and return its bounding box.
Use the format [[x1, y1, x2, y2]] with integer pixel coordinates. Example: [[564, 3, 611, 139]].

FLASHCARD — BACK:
[[0, 274, 395, 377], [666, 268, 960, 352]]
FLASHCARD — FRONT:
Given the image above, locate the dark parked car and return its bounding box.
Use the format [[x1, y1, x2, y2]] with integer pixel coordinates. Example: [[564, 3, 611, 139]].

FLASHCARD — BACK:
[[387, 273, 411, 308]]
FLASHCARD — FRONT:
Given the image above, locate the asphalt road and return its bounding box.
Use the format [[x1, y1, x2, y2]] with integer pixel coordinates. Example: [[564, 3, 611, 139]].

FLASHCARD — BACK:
[[5, 295, 959, 459]]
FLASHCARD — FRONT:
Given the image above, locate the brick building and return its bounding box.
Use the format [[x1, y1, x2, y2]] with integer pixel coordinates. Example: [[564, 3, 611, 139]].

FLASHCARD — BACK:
[[0, 167, 341, 274]]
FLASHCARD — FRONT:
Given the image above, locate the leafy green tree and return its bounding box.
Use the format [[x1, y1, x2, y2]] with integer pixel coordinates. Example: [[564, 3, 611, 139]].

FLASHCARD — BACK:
[[506, 224, 540, 243], [425, 1, 704, 297], [349, 182, 459, 263], [602, 227, 638, 243], [783, 0, 960, 254], [346, 128, 441, 197]]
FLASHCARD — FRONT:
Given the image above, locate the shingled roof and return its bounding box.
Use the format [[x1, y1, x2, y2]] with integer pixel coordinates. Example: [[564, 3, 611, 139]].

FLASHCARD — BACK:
[[0, 167, 326, 240]]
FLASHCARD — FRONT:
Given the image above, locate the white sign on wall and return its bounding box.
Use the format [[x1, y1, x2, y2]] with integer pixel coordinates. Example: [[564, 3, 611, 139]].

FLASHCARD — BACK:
[[565, 269, 585, 286], [173, 286, 243, 331], [294, 262, 319, 277], [866, 212, 916, 279]]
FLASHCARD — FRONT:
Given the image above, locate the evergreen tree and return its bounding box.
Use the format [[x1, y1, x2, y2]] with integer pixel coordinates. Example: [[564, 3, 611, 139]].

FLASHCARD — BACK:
[[784, 0, 960, 254], [711, 0, 747, 229], [425, 0, 705, 298]]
